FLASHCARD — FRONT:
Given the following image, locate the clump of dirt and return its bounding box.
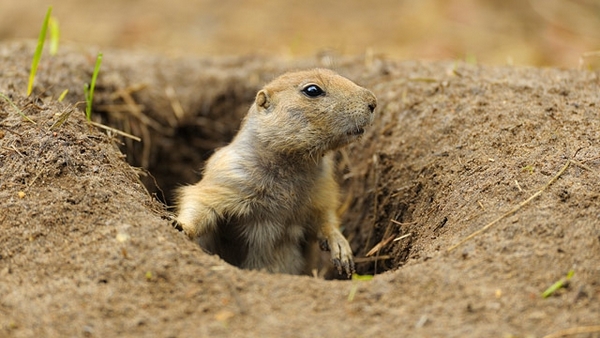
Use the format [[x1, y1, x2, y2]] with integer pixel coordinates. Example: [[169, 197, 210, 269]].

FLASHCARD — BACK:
[[1, 41, 599, 337]]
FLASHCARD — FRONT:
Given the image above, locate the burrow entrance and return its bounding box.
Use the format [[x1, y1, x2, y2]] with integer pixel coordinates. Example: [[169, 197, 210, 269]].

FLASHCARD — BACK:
[[93, 61, 427, 277]]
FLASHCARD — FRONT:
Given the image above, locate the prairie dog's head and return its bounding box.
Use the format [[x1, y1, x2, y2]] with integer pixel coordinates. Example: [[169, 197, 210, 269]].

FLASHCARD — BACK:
[[249, 68, 376, 158]]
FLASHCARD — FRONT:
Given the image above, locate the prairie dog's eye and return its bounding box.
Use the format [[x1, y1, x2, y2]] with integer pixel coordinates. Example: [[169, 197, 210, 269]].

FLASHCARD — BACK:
[[302, 84, 325, 97]]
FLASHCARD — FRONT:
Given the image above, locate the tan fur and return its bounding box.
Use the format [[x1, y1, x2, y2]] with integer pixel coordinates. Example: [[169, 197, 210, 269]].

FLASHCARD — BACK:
[[176, 69, 376, 276]]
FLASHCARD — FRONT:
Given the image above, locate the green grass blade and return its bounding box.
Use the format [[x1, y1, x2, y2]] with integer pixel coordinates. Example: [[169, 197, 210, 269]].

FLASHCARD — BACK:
[[352, 274, 374, 281], [0, 92, 36, 124], [27, 6, 52, 96], [347, 274, 374, 301], [49, 16, 60, 56], [542, 270, 574, 298], [85, 52, 103, 121], [58, 89, 69, 102]]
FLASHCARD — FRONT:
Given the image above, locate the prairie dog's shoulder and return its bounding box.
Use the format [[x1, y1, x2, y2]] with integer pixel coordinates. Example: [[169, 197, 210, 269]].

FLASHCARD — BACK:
[[201, 144, 251, 183]]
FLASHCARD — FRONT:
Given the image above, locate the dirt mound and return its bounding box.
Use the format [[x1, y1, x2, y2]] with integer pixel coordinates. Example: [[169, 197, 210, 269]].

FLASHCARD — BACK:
[[1, 41, 599, 337]]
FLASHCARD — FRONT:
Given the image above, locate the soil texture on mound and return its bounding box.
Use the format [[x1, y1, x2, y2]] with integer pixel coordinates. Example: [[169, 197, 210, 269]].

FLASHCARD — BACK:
[[1, 42, 599, 337]]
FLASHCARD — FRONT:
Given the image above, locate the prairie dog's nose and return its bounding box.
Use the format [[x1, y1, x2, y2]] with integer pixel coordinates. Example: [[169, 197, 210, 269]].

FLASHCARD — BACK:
[[365, 90, 377, 113]]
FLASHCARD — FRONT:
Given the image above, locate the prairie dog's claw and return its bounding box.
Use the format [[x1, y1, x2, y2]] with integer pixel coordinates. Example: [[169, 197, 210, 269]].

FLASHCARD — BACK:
[[327, 234, 355, 278], [171, 219, 183, 232], [319, 239, 330, 252]]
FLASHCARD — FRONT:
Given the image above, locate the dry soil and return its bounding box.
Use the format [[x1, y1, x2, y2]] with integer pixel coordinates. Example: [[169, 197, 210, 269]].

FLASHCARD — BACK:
[[0, 41, 599, 337]]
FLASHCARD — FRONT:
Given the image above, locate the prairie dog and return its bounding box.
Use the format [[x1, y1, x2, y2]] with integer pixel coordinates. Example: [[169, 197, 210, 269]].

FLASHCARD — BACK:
[[176, 69, 376, 276]]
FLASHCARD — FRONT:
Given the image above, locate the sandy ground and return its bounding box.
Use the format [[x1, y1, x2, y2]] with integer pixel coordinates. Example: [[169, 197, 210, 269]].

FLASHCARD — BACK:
[[1, 1, 600, 337], [0, 40, 599, 337]]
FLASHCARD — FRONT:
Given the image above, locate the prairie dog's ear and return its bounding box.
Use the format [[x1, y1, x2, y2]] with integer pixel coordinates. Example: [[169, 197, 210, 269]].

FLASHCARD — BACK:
[[255, 89, 271, 112]]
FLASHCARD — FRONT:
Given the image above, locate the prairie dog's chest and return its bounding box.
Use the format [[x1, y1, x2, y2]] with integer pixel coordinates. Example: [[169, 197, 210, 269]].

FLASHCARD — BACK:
[[238, 215, 312, 247], [217, 148, 332, 242], [234, 168, 324, 244], [247, 158, 326, 215]]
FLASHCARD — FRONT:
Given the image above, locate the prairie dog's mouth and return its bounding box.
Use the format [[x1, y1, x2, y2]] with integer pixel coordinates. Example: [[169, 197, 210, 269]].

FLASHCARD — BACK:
[[346, 128, 365, 136]]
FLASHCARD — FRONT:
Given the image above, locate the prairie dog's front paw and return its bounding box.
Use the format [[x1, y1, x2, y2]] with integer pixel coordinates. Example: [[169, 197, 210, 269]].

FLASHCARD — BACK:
[[175, 214, 200, 239], [326, 232, 355, 278], [179, 222, 200, 240], [176, 209, 220, 241]]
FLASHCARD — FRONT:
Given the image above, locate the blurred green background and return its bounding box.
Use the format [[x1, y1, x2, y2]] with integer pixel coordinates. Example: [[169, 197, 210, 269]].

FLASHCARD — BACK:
[[2, 0, 599, 68]]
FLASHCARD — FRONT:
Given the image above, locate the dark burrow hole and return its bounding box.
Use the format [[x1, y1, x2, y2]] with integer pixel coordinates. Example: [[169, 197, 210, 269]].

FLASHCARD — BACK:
[[100, 81, 416, 279]]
